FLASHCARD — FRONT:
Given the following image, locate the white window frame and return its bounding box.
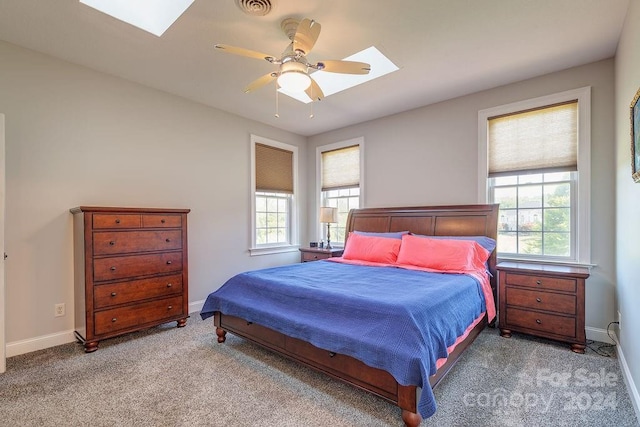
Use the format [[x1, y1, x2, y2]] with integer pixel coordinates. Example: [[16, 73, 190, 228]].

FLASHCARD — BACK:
[[316, 137, 365, 245], [478, 87, 591, 266], [249, 135, 299, 256]]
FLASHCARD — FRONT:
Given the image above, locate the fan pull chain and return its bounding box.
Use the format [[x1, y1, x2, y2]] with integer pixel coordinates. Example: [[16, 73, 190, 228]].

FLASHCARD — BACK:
[[309, 85, 314, 119], [274, 84, 280, 118]]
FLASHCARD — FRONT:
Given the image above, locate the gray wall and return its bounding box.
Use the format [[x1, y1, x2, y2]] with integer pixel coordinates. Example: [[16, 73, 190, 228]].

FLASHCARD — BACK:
[[308, 59, 617, 337], [615, 0, 640, 412], [0, 40, 306, 346]]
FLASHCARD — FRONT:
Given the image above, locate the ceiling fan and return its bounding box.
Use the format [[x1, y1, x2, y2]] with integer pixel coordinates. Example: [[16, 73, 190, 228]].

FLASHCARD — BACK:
[[214, 18, 371, 101]]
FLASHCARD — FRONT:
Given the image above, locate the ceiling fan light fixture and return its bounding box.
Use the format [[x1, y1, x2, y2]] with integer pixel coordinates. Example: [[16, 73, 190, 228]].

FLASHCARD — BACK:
[[277, 61, 311, 92]]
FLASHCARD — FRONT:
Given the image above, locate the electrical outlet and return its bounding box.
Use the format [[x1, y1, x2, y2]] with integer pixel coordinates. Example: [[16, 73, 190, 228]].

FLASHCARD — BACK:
[[54, 303, 65, 317], [618, 310, 622, 332]]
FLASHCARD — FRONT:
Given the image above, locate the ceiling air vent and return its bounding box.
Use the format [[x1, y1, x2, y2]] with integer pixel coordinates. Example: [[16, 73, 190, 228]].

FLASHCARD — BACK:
[[235, 0, 274, 16]]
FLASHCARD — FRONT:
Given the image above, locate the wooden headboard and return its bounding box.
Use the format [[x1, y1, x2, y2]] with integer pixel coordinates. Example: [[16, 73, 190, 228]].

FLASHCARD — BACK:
[[345, 204, 500, 304]]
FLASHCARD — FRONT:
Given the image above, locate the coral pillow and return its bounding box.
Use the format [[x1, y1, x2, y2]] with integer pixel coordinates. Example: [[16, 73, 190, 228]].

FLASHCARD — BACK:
[[342, 232, 402, 264], [396, 234, 490, 272]]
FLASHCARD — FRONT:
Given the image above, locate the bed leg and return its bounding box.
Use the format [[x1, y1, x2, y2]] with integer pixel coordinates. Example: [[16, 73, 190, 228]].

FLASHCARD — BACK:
[[216, 327, 227, 343], [401, 409, 421, 427]]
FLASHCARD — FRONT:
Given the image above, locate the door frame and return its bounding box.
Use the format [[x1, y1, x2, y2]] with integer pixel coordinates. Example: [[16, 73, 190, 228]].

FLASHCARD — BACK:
[[1, 114, 6, 373]]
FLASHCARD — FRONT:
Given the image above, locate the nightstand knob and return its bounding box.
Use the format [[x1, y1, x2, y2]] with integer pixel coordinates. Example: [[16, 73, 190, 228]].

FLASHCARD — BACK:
[[110, 266, 116, 271], [536, 280, 541, 285], [314, 255, 318, 259], [111, 292, 117, 297], [166, 260, 172, 265], [166, 238, 171, 242], [167, 283, 172, 288], [112, 318, 117, 322], [536, 319, 542, 324], [536, 297, 542, 303], [167, 305, 173, 310]]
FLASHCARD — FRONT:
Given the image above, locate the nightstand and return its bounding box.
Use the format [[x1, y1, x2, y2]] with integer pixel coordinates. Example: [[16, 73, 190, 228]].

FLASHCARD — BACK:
[[497, 262, 590, 353], [299, 247, 344, 263]]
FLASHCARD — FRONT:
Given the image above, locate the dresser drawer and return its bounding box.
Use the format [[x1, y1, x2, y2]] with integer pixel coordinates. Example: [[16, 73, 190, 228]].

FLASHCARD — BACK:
[[504, 272, 576, 293], [142, 214, 182, 228], [505, 307, 576, 338], [94, 274, 183, 309], [93, 230, 182, 255], [93, 252, 183, 282], [505, 287, 576, 315], [94, 296, 184, 335], [93, 214, 141, 229]]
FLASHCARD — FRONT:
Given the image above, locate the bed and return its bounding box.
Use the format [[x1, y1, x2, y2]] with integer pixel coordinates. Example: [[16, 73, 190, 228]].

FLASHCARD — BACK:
[[201, 204, 499, 426]]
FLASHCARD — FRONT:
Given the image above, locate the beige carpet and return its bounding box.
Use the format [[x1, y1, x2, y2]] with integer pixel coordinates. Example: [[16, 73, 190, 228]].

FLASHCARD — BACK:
[[0, 315, 637, 426]]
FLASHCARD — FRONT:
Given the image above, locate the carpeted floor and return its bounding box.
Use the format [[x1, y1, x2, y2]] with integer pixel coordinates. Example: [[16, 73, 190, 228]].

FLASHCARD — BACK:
[[1, 315, 637, 426]]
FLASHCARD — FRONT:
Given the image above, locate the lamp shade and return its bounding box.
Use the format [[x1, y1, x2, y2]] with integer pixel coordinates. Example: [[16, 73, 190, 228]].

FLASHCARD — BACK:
[[319, 207, 338, 223], [277, 61, 311, 92]]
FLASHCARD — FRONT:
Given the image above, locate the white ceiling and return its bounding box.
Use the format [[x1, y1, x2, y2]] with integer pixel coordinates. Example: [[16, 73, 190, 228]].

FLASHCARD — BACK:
[[0, 0, 630, 136]]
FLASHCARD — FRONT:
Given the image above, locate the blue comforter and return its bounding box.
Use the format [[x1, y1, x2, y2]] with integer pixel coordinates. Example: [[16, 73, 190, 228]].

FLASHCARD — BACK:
[[200, 260, 486, 418]]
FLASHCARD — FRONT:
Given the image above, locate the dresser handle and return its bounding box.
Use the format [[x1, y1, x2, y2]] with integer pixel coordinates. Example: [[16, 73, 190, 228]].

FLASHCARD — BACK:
[[536, 319, 542, 324], [111, 318, 117, 322], [110, 266, 116, 271], [115, 219, 120, 224], [161, 219, 166, 224], [165, 238, 171, 242], [167, 283, 172, 288], [536, 280, 541, 285], [166, 260, 172, 265], [328, 352, 336, 358], [109, 241, 115, 246], [111, 292, 117, 297], [536, 297, 542, 303], [167, 305, 173, 310]]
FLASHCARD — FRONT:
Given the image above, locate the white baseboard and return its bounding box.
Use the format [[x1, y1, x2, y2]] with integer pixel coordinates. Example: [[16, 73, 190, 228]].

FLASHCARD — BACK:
[[614, 332, 640, 423], [6, 299, 207, 358], [189, 299, 205, 314], [586, 326, 616, 344], [6, 330, 76, 358]]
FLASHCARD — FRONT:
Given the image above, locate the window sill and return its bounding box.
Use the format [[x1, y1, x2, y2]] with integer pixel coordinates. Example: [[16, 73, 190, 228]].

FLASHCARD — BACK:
[[497, 256, 596, 270], [249, 245, 300, 257]]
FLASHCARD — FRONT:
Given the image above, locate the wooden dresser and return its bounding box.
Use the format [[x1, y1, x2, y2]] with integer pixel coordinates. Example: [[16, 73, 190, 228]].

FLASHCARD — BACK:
[[71, 206, 190, 352], [497, 262, 590, 353]]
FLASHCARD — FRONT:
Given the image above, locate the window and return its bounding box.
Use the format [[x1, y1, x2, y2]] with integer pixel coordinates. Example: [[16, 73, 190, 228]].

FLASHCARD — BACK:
[[478, 88, 591, 264], [317, 138, 364, 246], [250, 135, 298, 254]]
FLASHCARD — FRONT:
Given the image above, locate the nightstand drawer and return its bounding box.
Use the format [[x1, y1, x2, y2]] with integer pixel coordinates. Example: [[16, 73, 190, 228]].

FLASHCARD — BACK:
[[504, 272, 576, 293], [506, 308, 576, 338], [302, 252, 330, 262], [505, 287, 576, 315]]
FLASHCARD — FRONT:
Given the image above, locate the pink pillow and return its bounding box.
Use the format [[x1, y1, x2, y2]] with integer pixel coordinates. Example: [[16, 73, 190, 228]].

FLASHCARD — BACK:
[[396, 234, 490, 272], [342, 232, 402, 264]]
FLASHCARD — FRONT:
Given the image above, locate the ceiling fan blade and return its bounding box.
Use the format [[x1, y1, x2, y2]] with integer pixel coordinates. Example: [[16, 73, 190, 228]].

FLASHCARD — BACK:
[[243, 72, 278, 93], [317, 60, 371, 75], [214, 44, 276, 62], [305, 78, 325, 102], [293, 19, 321, 54]]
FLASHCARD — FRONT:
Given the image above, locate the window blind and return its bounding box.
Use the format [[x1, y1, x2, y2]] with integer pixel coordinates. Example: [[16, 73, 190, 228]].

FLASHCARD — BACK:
[[488, 101, 578, 177], [321, 145, 360, 191], [255, 143, 293, 193]]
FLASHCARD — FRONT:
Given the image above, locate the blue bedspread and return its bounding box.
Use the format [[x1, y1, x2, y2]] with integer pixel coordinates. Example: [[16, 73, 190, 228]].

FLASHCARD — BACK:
[[200, 260, 486, 418]]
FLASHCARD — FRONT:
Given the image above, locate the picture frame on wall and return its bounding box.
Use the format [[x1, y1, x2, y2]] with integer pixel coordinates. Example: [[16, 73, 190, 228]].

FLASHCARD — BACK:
[[631, 86, 640, 183]]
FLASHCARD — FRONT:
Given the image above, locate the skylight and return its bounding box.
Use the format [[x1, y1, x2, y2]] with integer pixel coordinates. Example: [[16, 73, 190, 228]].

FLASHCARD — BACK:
[[80, 0, 194, 37], [279, 46, 399, 103]]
